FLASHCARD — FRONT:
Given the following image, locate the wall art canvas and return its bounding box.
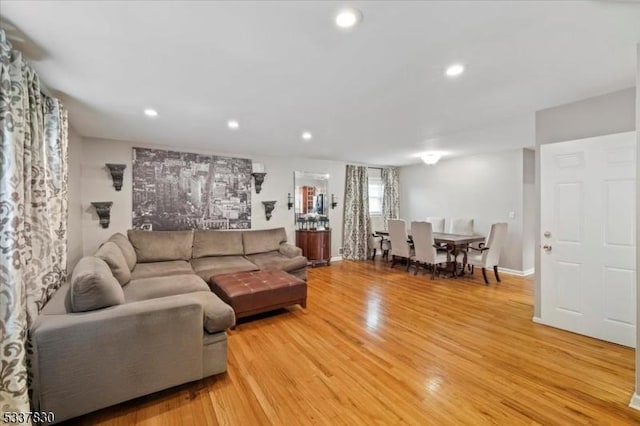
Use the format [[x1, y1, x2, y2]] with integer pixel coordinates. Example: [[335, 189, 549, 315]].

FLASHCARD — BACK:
[[132, 147, 252, 230]]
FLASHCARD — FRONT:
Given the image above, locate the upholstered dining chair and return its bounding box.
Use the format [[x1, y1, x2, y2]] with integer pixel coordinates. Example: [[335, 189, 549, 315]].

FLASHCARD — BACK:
[[369, 215, 385, 260], [466, 222, 508, 284], [369, 232, 381, 260], [388, 219, 413, 271], [449, 218, 474, 236], [425, 217, 445, 233], [410, 221, 450, 278]]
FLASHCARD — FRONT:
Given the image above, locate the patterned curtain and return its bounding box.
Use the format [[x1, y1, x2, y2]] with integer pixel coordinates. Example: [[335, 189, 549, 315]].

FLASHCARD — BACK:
[[342, 165, 370, 260], [0, 30, 69, 416], [382, 167, 400, 230]]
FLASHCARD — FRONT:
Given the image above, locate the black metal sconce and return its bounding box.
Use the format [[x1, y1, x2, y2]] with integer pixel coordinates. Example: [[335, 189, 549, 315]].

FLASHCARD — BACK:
[[91, 201, 113, 228], [331, 194, 338, 209], [287, 193, 293, 210], [252, 172, 266, 194], [106, 163, 126, 191], [262, 201, 276, 221]]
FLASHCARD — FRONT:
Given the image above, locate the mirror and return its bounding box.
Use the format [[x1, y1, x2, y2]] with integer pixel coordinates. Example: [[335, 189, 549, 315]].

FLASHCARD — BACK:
[[294, 171, 329, 228]]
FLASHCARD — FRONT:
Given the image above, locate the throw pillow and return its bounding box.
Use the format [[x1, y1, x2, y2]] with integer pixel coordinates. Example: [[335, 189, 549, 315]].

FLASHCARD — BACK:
[[96, 241, 131, 285], [108, 232, 137, 271], [71, 256, 125, 312]]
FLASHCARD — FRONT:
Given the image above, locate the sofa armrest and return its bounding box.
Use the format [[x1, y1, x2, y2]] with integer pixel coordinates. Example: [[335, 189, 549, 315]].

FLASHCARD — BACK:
[[279, 242, 302, 258], [30, 295, 208, 422]]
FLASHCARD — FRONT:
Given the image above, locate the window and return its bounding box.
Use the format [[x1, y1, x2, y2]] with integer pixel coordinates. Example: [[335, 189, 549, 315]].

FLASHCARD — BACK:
[[368, 168, 384, 216]]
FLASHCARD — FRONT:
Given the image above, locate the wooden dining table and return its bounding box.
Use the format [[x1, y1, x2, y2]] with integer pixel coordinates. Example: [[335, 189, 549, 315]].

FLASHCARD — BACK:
[[374, 230, 485, 277]]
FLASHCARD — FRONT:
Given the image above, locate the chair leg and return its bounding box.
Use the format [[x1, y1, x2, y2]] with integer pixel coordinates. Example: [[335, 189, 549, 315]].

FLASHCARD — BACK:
[[414, 261, 419, 275], [493, 265, 501, 282], [371, 248, 377, 261], [406, 258, 411, 272], [431, 265, 437, 280], [391, 255, 396, 268], [482, 268, 489, 285]]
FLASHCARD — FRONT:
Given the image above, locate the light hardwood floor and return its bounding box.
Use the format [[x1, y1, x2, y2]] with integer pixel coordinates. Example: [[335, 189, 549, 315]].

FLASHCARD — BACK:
[[68, 260, 640, 425]]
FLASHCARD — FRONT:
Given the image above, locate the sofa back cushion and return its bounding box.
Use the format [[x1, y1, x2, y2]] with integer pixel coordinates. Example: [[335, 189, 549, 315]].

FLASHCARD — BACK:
[[242, 228, 287, 255], [192, 230, 244, 258], [108, 233, 137, 271], [70, 256, 125, 312], [127, 230, 194, 262], [95, 241, 131, 286]]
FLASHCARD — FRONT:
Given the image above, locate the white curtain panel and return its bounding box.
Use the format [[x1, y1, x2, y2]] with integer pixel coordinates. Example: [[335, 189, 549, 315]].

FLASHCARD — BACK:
[[0, 30, 69, 415], [342, 165, 370, 260]]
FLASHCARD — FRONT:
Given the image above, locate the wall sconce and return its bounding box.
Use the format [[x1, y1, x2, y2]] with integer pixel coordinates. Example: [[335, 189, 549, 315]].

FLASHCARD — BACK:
[[287, 193, 293, 210], [252, 162, 266, 194], [262, 201, 276, 221], [331, 194, 338, 209], [106, 163, 126, 191], [91, 201, 113, 228]]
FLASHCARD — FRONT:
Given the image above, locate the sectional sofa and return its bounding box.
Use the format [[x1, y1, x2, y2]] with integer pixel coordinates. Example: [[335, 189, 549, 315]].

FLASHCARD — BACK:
[[30, 227, 307, 423]]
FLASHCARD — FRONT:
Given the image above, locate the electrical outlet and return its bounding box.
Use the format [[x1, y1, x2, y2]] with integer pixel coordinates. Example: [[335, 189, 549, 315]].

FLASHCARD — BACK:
[[338, 247, 343, 254]]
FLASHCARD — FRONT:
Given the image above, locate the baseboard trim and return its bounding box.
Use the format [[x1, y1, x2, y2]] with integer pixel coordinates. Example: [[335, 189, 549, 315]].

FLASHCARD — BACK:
[[532, 316, 543, 324], [330, 255, 343, 262], [498, 267, 535, 277], [629, 393, 640, 410]]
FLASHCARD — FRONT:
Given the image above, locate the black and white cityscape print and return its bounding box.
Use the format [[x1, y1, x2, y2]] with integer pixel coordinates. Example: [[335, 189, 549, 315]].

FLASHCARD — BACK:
[[132, 147, 252, 230]]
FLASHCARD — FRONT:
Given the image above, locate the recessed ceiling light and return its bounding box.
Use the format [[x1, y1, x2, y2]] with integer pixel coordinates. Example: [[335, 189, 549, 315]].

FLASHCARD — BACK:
[[144, 108, 158, 117], [227, 120, 239, 129], [445, 64, 465, 77], [302, 131, 313, 141], [335, 8, 363, 29]]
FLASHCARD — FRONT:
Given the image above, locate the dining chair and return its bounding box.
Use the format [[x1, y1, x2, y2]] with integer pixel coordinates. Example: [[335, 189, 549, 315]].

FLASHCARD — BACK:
[[388, 219, 413, 271], [449, 218, 474, 236], [369, 215, 390, 261], [369, 232, 381, 260], [466, 222, 508, 284], [425, 217, 445, 233], [410, 221, 450, 278]]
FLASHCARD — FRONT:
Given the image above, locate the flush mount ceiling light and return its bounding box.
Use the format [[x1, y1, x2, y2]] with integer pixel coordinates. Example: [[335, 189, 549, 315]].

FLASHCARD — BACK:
[[335, 8, 363, 29], [227, 120, 239, 130], [302, 131, 313, 141], [421, 153, 442, 165], [445, 63, 465, 77], [143, 108, 158, 117]]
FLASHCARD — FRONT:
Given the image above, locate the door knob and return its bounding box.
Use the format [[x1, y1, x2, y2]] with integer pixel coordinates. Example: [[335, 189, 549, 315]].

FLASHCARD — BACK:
[[542, 244, 552, 252]]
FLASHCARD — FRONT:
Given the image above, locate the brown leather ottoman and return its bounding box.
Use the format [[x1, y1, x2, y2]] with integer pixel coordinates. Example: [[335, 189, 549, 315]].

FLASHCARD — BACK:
[[208, 270, 307, 323]]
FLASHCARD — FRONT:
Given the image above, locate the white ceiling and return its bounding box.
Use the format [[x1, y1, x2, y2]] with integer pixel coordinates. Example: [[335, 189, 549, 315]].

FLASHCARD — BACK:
[[1, 1, 639, 165]]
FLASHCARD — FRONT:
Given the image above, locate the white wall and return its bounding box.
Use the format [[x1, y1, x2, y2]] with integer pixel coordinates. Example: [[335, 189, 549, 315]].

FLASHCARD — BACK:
[[80, 138, 352, 258], [522, 148, 535, 272], [399, 149, 525, 272], [635, 43, 640, 404], [66, 125, 84, 270]]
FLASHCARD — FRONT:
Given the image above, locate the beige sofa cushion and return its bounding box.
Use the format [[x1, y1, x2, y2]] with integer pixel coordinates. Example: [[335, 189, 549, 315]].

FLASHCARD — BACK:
[[70, 257, 124, 312], [245, 252, 308, 272], [242, 228, 287, 255], [95, 242, 131, 286], [130, 260, 194, 280], [190, 256, 259, 281], [108, 233, 137, 271], [127, 230, 194, 262], [192, 230, 244, 258], [123, 274, 210, 302], [177, 291, 236, 333]]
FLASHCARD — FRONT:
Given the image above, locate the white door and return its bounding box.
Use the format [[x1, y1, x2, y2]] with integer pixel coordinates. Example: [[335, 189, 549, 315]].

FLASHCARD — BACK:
[[540, 131, 636, 347]]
